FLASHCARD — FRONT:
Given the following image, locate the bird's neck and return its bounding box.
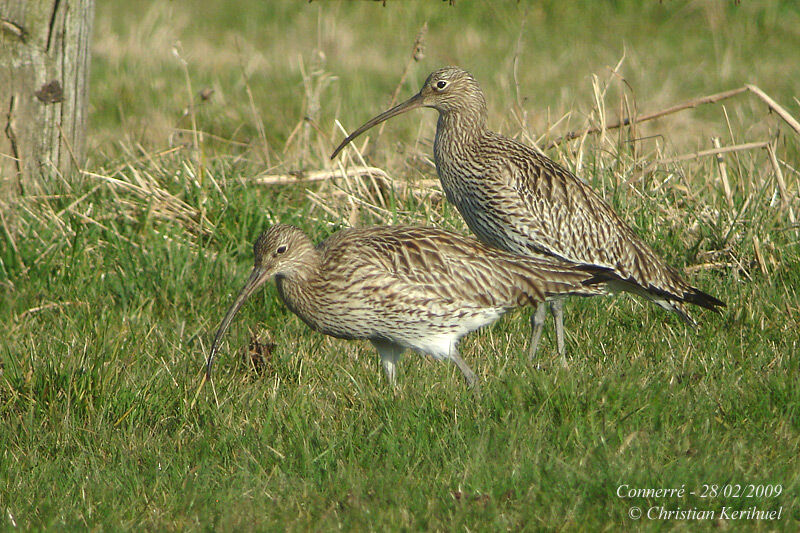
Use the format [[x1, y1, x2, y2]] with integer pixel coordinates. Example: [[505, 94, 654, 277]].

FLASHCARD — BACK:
[[434, 108, 487, 158], [273, 248, 323, 322], [279, 248, 320, 287]]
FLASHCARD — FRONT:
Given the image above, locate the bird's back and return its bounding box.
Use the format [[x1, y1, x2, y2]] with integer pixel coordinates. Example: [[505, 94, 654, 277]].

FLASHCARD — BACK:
[[435, 131, 723, 318]]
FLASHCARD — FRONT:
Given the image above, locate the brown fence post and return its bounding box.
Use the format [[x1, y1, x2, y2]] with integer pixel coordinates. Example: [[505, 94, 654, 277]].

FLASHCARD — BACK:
[[1, 0, 94, 195]]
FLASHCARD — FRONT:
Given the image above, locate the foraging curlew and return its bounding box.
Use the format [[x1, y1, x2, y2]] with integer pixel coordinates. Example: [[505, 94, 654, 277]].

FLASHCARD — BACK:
[[205, 224, 610, 386], [331, 67, 725, 360]]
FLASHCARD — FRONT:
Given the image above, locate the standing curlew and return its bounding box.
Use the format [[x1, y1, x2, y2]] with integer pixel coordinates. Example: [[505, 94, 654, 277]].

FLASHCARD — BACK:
[[205, 224, 610, 386], [331, 67, 725, 361]]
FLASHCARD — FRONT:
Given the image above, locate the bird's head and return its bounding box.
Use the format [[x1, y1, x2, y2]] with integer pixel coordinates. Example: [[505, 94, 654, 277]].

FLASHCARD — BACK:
[[417, 67, 486, 114], [331, 66, 486, 159], [205, 224, 314, 378]]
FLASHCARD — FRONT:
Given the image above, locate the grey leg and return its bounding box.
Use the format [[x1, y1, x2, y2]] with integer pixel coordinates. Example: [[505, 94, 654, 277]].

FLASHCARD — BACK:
[[549, 298, 570, 368], [550, 298, 565, 356], [371, 339, 404, 385], [528, 302, 547, 361], [448, 346, 478, 388]]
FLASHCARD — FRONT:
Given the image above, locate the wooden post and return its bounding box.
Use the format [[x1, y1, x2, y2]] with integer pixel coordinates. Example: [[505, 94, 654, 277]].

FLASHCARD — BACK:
[[0, 0, 94, 194]]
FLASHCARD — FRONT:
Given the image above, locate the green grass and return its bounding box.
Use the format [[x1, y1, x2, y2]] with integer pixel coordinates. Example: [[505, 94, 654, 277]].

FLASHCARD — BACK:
[[2, 0, 800, 530]]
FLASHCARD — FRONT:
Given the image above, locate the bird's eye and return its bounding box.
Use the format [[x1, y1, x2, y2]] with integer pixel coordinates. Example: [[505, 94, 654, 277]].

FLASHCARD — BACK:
[[435, 80, 448, 90], [276, 245, 287, 254]]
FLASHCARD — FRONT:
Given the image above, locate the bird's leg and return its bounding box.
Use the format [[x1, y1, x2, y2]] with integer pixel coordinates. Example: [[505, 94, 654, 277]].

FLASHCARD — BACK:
[[549, 298, 568, 367], [371, 339, 403, 385], [448, 346, 478, 388], [528, 302, 548, 361]]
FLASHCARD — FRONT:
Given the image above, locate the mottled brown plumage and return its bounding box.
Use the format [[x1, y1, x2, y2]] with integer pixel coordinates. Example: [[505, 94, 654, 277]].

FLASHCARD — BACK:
[[331, 67, 725, 360], [206, 224, 609, 386]]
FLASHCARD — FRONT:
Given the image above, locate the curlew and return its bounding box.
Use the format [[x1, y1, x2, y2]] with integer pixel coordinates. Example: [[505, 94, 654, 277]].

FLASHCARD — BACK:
[[205, 224, 610, 386], [331, 67, 725, 361]]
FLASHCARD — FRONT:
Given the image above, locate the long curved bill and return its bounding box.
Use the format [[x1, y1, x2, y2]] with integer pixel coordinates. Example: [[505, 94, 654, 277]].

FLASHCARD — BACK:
[[330, 91, 424, 160], [205, 266, 270, 379]]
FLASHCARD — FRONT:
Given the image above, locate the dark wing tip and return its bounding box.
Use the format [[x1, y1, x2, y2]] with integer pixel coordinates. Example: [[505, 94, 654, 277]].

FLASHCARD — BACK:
[[574, 263, 617, 286], [685, 288, 726, 312]]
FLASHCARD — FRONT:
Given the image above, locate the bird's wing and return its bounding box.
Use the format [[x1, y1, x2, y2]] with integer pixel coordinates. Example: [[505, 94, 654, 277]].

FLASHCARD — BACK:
[[480, 137, 724, 312], [326, 227, 604, 310], [477, 135, 674, 278]]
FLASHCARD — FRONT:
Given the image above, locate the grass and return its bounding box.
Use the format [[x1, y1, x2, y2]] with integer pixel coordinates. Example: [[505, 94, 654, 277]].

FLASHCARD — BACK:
[[2, 0, 800, 530]]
